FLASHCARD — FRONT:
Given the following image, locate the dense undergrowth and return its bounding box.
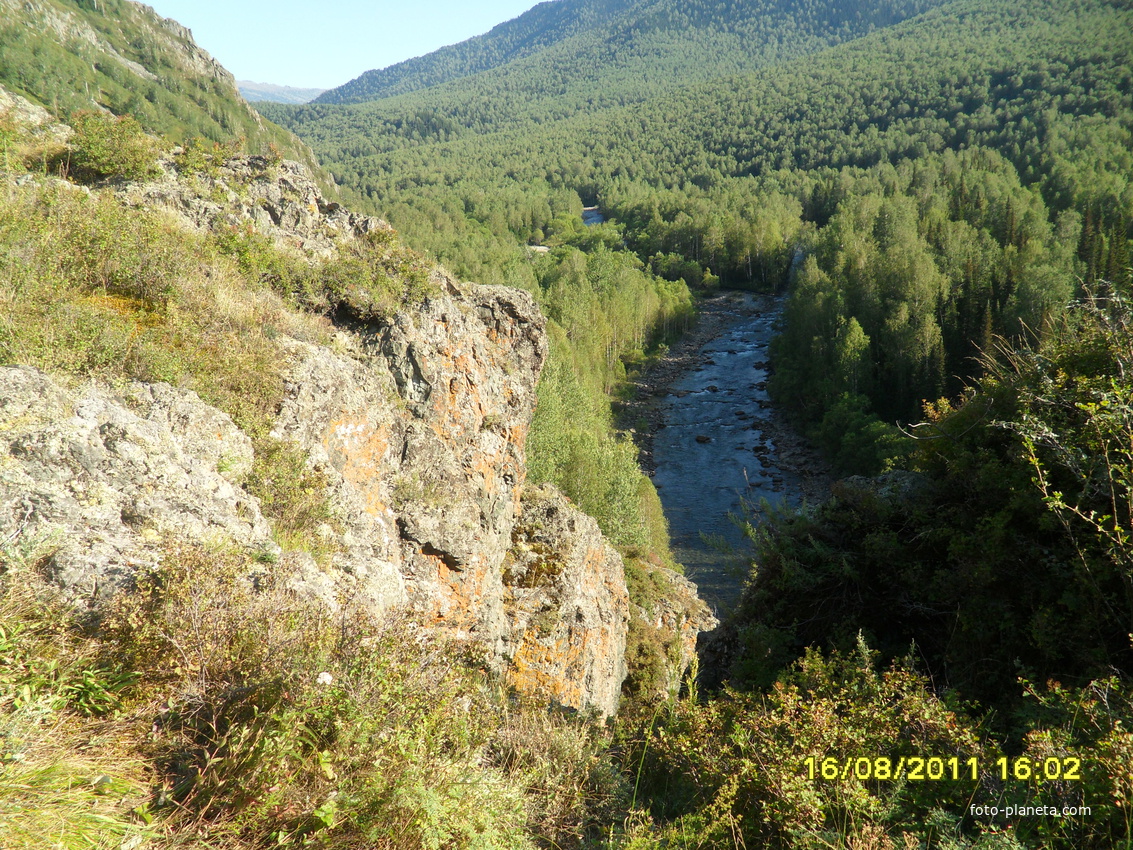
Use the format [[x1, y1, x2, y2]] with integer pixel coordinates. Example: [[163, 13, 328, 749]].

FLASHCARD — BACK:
[[0, 533, 637, 849]]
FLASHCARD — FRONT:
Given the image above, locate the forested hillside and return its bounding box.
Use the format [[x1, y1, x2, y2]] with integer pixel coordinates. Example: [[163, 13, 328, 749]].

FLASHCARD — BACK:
[[276, 0, 947, 154], [270, 0, 1131, 483], [315, 0, 639, 103], [0, 0, 319, 168]]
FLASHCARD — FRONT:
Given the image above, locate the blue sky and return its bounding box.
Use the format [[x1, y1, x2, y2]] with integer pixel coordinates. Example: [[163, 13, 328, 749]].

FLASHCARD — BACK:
[[146, 1, 541, 90]]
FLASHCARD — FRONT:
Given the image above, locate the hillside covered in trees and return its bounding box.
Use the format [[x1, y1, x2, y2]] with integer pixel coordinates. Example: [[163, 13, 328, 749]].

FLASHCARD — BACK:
[[0, 0, 322, 173]]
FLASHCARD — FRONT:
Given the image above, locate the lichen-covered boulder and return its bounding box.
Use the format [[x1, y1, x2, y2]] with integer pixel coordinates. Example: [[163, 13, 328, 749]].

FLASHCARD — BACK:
[[502, 485, 631, 717], [0, 366, 269, 601]]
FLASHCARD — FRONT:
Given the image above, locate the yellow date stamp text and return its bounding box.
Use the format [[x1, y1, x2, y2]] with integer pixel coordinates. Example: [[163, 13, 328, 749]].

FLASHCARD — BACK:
[[803, 755, 1082, 782]]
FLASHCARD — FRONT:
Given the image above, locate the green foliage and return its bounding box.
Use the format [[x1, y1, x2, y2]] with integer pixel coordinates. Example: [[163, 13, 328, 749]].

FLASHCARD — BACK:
[[317, 228, 437, 321], [208, 221, 437, 322], [0, 561, 133, 720], [730, 296, 1133, 714], [0, 755, 149, 850], [995, 289, 1133, 654], [245, 438, 339, 559], [0, 0, 320, 173], [100, 543, 625, 848], [772, 148, 1078, 444], [173, 135, 247, 177], [812, 394, 912, 476], [1010, 678, 1133, 849], [0, 183, 286, 435], [60, 110, 159, 181], [619, 644, 1133, 849], [627, 643, 982, 848], [527, 320, 677, 560]]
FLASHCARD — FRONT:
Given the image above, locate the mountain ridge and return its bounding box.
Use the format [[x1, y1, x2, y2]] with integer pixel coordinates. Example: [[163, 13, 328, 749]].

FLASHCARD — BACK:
[[309, 0, 949, 117], [0, 0, 324, 177], [316, 0, 639, 105]]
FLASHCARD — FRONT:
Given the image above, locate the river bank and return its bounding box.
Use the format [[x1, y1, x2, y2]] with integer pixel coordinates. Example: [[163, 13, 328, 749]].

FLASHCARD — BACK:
[[622, 290, 833, 609]]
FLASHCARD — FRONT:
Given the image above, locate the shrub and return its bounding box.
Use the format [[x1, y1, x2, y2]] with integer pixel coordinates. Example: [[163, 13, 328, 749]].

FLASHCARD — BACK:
[[812, 393, 913, 476], [618, 643, 1132, 849], [319, 228, 437, 320], [173, 135, 245, 177], [625, 641, 988, 849], [62, 110, 159, 182], [245, 437, 339, 558]]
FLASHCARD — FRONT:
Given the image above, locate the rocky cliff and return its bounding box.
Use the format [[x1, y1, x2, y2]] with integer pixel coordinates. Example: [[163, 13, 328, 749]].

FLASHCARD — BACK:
[[0, 126, 711, 716]]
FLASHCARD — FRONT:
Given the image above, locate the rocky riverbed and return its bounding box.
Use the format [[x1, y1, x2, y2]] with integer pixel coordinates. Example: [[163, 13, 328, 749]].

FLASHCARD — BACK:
[[623, 290, 833, 611]]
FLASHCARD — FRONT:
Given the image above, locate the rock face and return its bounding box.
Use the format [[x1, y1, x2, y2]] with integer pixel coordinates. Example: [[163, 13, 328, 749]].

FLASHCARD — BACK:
[[0, 366, 271, 601], [0, 88, 69, 146], [503, 485, 631, 717], [634, 570, 718, 699], [270, 277, 549, 653], [119, 157, 389, 256]]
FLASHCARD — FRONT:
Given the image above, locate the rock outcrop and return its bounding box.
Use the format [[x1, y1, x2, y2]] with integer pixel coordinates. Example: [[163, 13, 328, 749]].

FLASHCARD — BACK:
[[0, 88, 69, 146], [503, 485, 631, 717], [633, 570, 718, 698], [119, 156, 389, 256], [0, 149, 716, 716], [0, 366, 271, 601], [268, 276, 549, 653]]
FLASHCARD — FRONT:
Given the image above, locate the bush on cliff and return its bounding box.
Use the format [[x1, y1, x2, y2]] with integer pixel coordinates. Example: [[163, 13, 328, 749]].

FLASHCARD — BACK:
[[615, 641, 1133, 849], [60, 110, 160, 182]]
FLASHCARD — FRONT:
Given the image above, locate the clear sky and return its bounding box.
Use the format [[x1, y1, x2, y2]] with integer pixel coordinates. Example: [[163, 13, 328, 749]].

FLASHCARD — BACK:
[[145, 1, 542, 90]]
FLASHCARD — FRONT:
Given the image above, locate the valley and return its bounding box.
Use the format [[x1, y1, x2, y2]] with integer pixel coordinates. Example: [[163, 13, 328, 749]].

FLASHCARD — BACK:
[[1, 0, 1131, 846]]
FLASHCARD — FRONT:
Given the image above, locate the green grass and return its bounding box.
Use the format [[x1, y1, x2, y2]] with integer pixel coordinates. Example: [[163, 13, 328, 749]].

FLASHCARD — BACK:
[[0, 529, 630, 850]]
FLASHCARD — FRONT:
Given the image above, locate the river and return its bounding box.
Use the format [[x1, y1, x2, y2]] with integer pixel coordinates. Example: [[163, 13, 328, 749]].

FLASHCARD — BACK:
[[633, 292, 831, 612], [582, 206, 605, 226]]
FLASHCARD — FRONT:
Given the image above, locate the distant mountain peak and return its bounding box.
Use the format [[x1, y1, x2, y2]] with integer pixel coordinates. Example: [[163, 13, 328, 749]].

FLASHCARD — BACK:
[[238, 81, 327, 104]]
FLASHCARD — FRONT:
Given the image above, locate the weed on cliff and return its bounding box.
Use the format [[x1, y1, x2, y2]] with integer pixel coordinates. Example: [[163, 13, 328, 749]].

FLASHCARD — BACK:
[[208, 219, 438, 321], [0, 182, 285, 411], [245, 437, 342, 562], [0, 179, 360, 561], [55, 110, 160, 183]]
